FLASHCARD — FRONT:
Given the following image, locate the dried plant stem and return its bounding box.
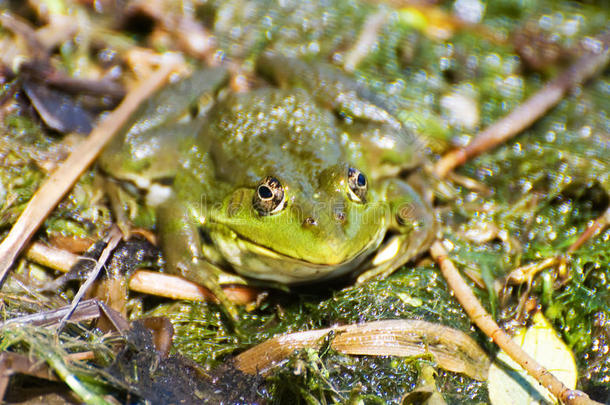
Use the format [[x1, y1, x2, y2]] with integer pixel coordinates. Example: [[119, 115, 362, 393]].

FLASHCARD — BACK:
[[502, 256, 559, 285], [25, 242, 80, 272], [434, 33, 610, 178], [64, 351, 95, 362], [0, 56, 180, 288], [343, 11, 388, 72], [57, 227, 122, 332], [235, 319, 490, 381], [567, 207, 610, 254], [430, 240, 602, 405], [128, 270, 259, 305]]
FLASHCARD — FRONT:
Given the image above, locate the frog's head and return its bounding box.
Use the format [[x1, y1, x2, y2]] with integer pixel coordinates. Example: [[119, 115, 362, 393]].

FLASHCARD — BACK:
[[209, 164, 388, 283]]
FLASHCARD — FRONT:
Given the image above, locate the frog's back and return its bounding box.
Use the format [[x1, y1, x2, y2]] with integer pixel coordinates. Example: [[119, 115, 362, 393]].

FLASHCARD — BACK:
[[202, 88, 346, 188]]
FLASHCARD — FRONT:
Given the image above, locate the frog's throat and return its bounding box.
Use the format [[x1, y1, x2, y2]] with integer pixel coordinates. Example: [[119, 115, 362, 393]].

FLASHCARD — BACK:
[[212, 227, 386, 284]]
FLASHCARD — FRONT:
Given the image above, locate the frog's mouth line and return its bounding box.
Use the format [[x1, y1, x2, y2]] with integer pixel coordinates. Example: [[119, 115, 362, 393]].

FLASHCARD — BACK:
[[229, 234, 382, 284], [227, 228, 380, 267]]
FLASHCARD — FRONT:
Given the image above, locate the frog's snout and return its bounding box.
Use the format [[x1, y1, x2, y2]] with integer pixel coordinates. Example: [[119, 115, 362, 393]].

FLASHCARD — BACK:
[[297, 199, 347, 230], [301, 210, 346, 228]]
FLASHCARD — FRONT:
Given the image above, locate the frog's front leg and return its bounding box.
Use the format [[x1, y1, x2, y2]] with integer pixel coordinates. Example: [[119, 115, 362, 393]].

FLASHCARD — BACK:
[[156, 197, 246, 320], [357, 178, 438, 284]]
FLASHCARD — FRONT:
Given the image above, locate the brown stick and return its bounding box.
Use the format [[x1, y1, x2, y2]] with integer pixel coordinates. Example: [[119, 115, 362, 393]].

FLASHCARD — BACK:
[[434, 33, 610, 178], [0, 56, 180, 288], [0, 12, 48, 59], [64, 352, 95, 362], [25, 242, 80, 272], [128, 270, 259, 305], [567, 207, 610, 254], [430, 240, 602, 405]]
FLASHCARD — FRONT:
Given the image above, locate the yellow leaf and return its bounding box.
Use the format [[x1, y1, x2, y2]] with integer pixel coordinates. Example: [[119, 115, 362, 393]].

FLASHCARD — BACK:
[[488, 312, 577, 405]]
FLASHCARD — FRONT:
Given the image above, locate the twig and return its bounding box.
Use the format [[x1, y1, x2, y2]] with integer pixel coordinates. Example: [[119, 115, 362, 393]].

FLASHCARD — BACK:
[[501, 257, 559, 285], [343, 11, 389, 72], [64, 351, 95, 362], [567, 207, 610, 254], [57, 227, 122, 333], [25, 242, 80, 272], [23, 245, 258, 304], [497, 207, 609, 290], [0, 12, 48, 59], [430, 240, 602, 405], [128, 270, 259, 305], [128, 2, 216, 62], [434, 33, 610, 178], [0, 56, 180, 288]]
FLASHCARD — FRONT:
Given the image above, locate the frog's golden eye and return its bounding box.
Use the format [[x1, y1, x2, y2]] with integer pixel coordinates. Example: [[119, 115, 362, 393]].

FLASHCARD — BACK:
[[347, 167, 367, 203], [253, 176, 286, 216]]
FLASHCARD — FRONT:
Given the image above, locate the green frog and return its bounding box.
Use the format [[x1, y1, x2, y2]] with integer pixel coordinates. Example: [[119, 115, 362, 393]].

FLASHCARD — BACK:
[[100, 54, 437, 319]]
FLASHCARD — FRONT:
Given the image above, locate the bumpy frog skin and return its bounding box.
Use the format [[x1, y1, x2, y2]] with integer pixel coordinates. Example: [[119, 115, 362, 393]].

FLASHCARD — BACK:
[[100, 54, 437, 318]]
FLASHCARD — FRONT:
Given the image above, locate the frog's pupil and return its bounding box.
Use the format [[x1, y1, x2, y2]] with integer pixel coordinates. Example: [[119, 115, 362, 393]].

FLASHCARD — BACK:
[[357, 173, 366, 187], [258, 185, 273, 199]]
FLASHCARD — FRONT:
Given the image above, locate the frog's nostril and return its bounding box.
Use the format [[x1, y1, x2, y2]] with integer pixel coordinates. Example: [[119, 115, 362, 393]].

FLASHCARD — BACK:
[[334, 211, 346, 223], [303, 217, 318, 227]]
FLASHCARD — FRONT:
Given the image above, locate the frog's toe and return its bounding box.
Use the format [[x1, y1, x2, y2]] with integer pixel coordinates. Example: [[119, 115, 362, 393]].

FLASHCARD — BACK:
[[205, 280, 240, 321], [217, 272, 248, 286], [355, 235, 405, 284]]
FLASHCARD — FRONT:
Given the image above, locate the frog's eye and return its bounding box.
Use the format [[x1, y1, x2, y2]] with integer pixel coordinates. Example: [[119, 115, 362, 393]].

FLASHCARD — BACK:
[[253, 176, 286, 216], [347, 167, 367, 203]]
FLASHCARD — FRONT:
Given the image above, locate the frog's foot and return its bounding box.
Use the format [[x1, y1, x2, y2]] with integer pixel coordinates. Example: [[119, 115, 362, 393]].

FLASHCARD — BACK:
[[217, 272, 249, 286], [357, 235, 408, 283], [156, 196, 249, 321], [104, 178, 139, 239], [357, 178, 437, 284], [186, 259, 246, 321]]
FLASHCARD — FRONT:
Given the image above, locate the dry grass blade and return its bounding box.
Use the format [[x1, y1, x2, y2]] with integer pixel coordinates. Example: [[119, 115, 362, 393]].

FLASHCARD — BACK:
[[430, 240, 602, 405], [0, 299, 102, 328], [234, 319, 490, 381], [0, 298, 129, 331], [57, 227, 122, 332], [0, 56, 180, 288], [434, 32, 610, 178]]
